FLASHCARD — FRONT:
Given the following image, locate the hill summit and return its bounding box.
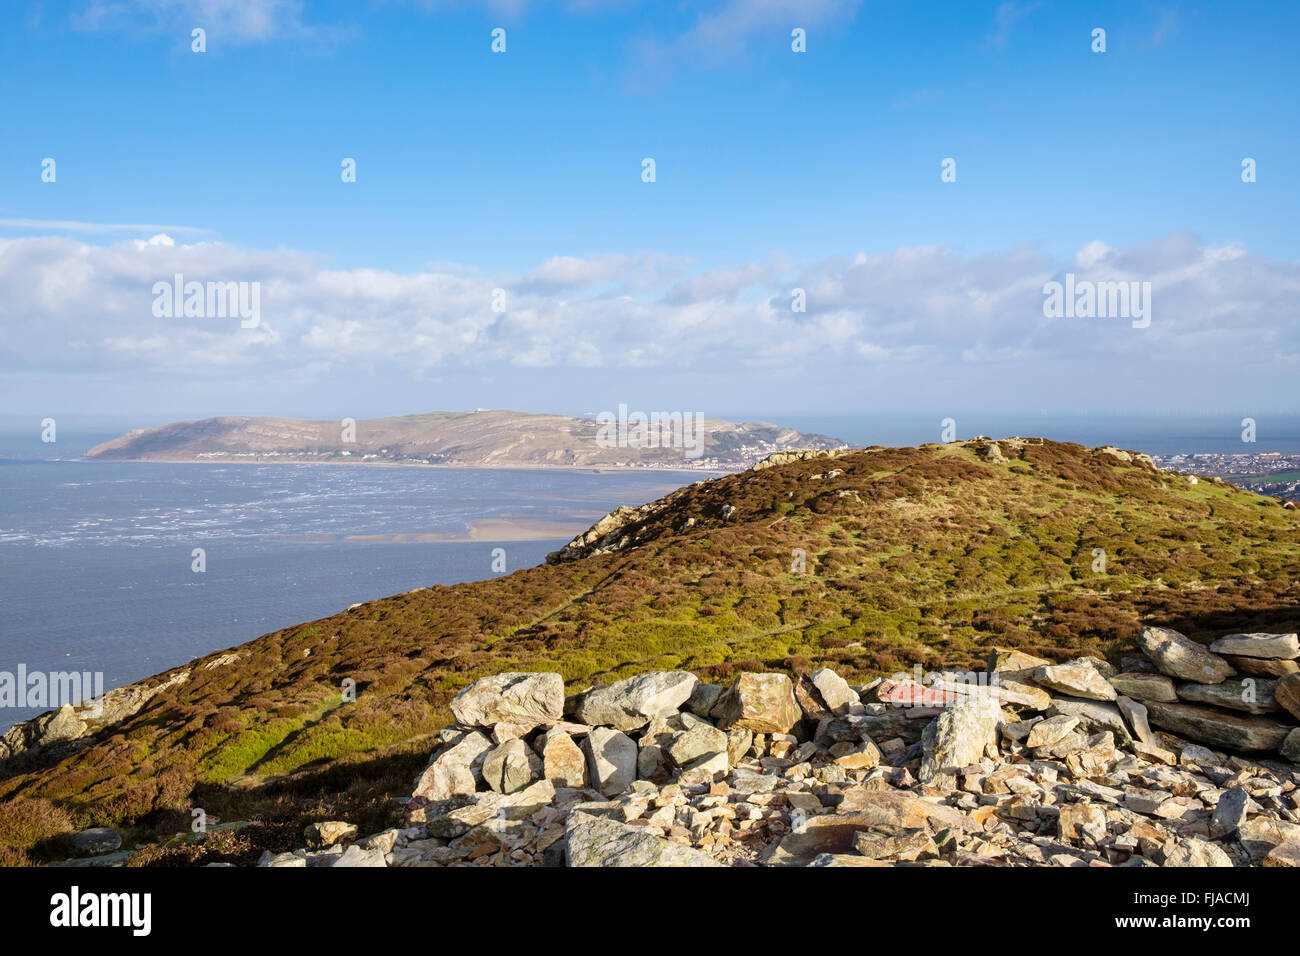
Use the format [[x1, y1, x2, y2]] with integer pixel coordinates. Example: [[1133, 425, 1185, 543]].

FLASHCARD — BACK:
[[1, 437, 1298, 865]]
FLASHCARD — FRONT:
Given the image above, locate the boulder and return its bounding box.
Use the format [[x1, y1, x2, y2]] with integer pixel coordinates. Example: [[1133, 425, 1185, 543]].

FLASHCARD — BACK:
[[919, 694, 1002, 786], [482, 738, 541, 794], [534, 729, 586, 788], [1226, 656, 1299, 677], [684, 682, 723, 718], [1139, 626, 1234, 684], [1047, 697, 1131, 744], [1025, 714, 1078, 749], [810, 668, 861, 716], [1108, 672, 1177, 703], [584, 727, 637, 796], [1144, 701, 1293, 752], [1209, 786, 1250, 839], [1163, 837, 1233, 867], [1281, 728, 1300, 764], [1276, 673, 1300, 720], [575, 671, 697, 732], [1208, 632, 1299, 660], [303, 821, 357, 850], [1033, 660, 1116, 701], [710, 673, 802, 734], [666, 718, 729, 768], [1176, 678, 1280, 715], [71, 827, 122, 856], [450, 672, 564, 730], [565, 810, 722, 867], [411, 730, 492, 801]]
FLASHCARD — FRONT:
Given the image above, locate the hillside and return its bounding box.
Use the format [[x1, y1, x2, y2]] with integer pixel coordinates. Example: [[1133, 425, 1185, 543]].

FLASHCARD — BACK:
[[83, 409, 844, 470], [2, 437, 1299, 865]]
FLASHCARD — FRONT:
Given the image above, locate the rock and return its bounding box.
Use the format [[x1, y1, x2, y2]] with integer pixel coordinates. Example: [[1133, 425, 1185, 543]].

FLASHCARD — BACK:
[[330, 844, 387, 867], [1225, 656, 1299, 677], [71, 827, 122, 856], [1033, 660, 1116, 701], [575, 671, 697, 732], [684, 682, 723, 718], [1208, 632, 1299, 660], [1264, 841, 1300, 867], [810, 668, 861, 716], [1163, 837, 1232, 867], [1281, 728, 1300, 764], [1209, 786, 1250, 839], [258, 851, 307, 868], [919, 694, 1002, 786], [1026, 714, 1079, 749], [1108, 672, 1178, 703], [1058, 804, 1106, 842], [1047, 697, 1131, 744], [411, 730, 492, 801], [1276, 673, 1300, 720], [584, 727, 637, 796], [1176, 678, 1280, 715], [726, 728, 754, 765], [1144, 701, 1293, 752], [450, 672, 564, 730], [482, 738, 541, 794], [1238, 817, 1300, 862], [710, 673, 802, 734], [666, 719, 729, 768], [987, 648, 1053, 682], [852, 826, 936, 862], [1115, 696, 1154, 744], [303, 821, 357, 850], [38, 705, 89, 746], [766, 791, 975, 865], [1139, 626, 1234, 684], [535, 729, 586, 788], [565, 811, 722, 867]]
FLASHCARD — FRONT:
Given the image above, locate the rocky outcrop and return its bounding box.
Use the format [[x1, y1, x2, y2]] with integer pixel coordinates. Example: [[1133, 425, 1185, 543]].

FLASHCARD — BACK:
[[251, 623, 1299, 869]]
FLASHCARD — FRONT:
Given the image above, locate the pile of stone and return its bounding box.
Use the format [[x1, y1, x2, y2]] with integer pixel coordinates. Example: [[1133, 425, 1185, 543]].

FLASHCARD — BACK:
[[259, 626, 1300, 868]]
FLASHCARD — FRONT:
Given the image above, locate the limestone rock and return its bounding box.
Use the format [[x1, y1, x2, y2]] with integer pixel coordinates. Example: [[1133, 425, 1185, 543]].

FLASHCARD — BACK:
[[584, 726, 637, 796], [1281, 728, 1300, 764], [1145, 701, 1293, 752], [1209, 786, 1250, 839], [535, 729, 586, 788], [710, 673, 802, 734], [1276, 673, 1300, 720], [1139, 626, 1234, 684], [684, 682, 723, 718], [450, 672, 564, 730], [810, 668, 861, 716], [1033, 659, 1116, 701], [1163, 837, 1233, 867], [565, 811, 722, 867], [1264, 841, 1300, 867], [1176, 678, 1280, 715], [304, 821, 357, 850], [411, 730, 492, 801], [576, 671, 697, 732], [1226, 656, 1299, 677], [919, 694, 1002, 786], [482, 738, 542, 794], [1108, 672, 1178, 703], [1208, 632, 1299, 660], [1026, 714, 1079, 749]]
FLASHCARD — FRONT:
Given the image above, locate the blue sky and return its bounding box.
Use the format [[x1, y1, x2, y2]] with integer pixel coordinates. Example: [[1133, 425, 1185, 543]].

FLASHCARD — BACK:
[[0, 1, 1297, 427]]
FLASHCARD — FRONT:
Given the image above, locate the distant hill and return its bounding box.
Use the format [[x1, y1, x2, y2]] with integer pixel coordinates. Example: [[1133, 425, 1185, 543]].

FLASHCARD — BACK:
[[2, 437, 1298, 864], [84, 410, 846, 470]]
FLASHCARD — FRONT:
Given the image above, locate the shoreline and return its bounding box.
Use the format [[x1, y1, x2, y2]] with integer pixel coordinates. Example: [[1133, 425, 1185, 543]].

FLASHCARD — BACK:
[[70, 456, 736, 477]]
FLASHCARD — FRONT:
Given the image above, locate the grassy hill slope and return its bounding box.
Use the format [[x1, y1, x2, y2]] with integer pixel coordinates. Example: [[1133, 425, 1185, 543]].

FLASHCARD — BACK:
[[3, 438, 1298, 864]]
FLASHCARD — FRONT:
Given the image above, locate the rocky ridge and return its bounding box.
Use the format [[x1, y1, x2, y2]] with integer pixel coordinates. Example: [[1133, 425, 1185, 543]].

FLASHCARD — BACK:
[[254, 625, 1300, 868]]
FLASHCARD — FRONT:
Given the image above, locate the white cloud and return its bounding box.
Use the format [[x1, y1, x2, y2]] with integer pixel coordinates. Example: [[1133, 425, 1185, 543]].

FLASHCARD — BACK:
[[1, 232, 1296, 411]]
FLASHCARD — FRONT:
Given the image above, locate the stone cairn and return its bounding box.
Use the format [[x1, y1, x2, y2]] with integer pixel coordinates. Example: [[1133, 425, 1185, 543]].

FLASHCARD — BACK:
[[260, 626, 1300, 867]]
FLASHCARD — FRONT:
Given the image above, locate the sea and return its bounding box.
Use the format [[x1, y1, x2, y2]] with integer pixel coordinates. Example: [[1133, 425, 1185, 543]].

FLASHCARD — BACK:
[[2, 413, 1298, 732]]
